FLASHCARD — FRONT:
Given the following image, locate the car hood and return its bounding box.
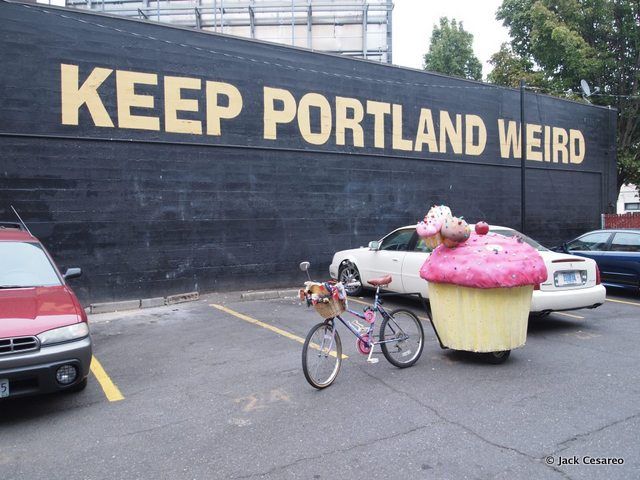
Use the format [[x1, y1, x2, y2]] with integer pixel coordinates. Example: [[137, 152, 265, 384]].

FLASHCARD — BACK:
[[0, 286, 81, 337], [335, 246, 369, 257]]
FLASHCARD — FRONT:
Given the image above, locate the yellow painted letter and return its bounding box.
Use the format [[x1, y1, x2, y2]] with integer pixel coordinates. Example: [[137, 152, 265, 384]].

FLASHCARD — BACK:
[[552, 127, 569, 163], [569, 129, 585, 164], [116, 70, 159, 131], [497, 119, 521, 159], [544, 126, 551, 161], [61, 64, 113, 127], [366, 100, 391, 149], [263, 87, 296, 140], [526, 123, 543, 161], [414, 108, 438, 153], [392, 104, 413, 151], [335, 97, 364, 147], [297, 93, 332, 145], [439, 111, 462, 154], [206, 81, 243, 136], [465, 114, 486, 156], [164, 76, 202, 135]]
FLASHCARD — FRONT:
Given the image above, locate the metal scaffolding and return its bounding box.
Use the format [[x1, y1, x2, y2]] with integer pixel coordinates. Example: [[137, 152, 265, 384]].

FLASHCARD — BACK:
[[65, 0, 394, 63]]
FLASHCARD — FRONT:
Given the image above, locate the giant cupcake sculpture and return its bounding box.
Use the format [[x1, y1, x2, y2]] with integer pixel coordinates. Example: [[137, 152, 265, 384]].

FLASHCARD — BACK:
[[416, 206, 548, 354]]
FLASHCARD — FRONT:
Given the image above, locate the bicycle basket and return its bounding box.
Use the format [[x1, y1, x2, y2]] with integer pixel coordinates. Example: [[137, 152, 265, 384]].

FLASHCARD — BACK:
[[313, 297, 346, 319], [301, 281, 347, 319]]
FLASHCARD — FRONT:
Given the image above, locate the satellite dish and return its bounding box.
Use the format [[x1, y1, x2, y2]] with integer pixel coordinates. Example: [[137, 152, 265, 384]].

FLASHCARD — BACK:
[[580, 79, 591, 97]]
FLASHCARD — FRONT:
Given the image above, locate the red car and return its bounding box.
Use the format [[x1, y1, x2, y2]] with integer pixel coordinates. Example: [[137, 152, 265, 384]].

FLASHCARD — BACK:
[[0, 221, 91, 398]]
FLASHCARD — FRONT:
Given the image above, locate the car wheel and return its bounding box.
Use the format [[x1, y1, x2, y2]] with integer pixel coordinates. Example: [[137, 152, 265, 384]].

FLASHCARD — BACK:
[[339, 262, 363, 296]]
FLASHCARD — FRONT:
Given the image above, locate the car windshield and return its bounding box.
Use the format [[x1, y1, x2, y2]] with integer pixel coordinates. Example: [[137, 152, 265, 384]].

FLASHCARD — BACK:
[[0, 242, 62, 288], [490, 229, 549, 252]]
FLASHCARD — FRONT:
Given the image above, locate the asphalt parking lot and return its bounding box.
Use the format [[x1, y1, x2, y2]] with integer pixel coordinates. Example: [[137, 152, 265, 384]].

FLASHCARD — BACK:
[[1, 288, 639, 480]]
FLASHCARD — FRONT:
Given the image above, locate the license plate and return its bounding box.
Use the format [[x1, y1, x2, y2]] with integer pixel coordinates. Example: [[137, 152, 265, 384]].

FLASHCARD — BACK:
[[556, 271, 581, 287], [0, 379, 8, 398]]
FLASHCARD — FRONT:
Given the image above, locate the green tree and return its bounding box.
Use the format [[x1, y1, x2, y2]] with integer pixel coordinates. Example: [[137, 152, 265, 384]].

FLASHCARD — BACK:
[[487, 43, 548, 89], [490, 0, 640, 189], [424, 18, 483, 81]]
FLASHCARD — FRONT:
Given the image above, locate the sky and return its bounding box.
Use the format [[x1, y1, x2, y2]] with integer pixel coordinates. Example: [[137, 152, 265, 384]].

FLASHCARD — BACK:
[[392, 0, 511, 78]]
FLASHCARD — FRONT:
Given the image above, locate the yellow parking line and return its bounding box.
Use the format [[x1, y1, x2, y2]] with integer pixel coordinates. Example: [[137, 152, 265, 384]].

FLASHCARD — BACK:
[[553, 311, 585, 320], [211, 304, 348, 359], [348, 297, 431, 322], [90, 356, 124, 402], [606, 298, 640, 307]]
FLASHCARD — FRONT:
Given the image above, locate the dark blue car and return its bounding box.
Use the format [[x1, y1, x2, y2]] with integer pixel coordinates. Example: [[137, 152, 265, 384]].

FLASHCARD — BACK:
[[557, 229, 640, 292]]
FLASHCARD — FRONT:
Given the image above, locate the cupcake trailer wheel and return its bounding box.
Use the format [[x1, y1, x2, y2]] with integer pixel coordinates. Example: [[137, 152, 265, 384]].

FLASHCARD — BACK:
[[484, 350, 511, 364]]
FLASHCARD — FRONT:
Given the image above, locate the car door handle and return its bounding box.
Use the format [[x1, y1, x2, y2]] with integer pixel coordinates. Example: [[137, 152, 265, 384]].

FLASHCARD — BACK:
[[392, 258, 399, 262]]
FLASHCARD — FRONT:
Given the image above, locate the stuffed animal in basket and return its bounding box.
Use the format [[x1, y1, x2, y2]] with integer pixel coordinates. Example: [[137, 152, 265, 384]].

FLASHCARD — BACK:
[[299, 281, 332, 305], [299, 281, 347, 306]]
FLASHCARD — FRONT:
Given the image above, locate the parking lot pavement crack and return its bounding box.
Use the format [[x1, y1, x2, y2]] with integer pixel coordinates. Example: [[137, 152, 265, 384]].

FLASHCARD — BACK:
[[229, 422, 434, 480], [111, 418, 192, 438], [549, 411, 640, 456], [357, 366, 539, 462]]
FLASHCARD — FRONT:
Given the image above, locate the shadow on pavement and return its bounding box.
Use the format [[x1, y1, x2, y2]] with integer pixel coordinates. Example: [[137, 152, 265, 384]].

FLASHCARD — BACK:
[[0, 391, 91, 425]]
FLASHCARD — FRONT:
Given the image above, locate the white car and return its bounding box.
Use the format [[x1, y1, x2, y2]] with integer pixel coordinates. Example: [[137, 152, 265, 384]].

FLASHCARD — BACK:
[[329, 225, 606, 315]]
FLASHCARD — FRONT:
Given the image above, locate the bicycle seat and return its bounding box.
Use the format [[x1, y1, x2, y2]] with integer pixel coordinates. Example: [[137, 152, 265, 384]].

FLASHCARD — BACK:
[[367, 275, 392, 287]]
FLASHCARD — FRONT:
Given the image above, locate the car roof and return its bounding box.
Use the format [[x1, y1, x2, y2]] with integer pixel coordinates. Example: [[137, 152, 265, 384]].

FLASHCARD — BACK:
[[578, 229, 640, 235], [0, 225, 37, 242]]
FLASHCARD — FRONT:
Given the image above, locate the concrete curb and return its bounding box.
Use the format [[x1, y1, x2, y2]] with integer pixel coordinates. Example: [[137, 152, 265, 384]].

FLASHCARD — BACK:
[[240, 289, 299, 301], [87, 287, 299, 315], [89, 291, 199, 314]]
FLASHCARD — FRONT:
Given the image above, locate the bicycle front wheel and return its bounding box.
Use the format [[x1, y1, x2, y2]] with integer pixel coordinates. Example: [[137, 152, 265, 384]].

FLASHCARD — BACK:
[[380, 309, 424, 368], [302, 322, 342, 389]]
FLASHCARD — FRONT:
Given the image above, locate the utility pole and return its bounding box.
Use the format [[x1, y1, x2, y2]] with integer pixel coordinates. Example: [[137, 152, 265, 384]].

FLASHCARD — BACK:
[[520, 79, 526, 234]]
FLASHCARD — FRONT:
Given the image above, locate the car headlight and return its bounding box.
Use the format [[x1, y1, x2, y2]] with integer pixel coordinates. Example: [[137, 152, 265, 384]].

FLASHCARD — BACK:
[[37, 323, 89, 346]]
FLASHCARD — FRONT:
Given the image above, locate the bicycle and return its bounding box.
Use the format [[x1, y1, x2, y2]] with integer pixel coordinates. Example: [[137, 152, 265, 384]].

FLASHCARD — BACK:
[[299, 262, 424, 389]]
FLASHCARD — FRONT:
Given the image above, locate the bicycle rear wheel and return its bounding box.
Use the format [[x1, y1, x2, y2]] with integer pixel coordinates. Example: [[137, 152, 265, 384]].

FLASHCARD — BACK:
[[379, 309, 424, 368], [302, 322, 342, 389]]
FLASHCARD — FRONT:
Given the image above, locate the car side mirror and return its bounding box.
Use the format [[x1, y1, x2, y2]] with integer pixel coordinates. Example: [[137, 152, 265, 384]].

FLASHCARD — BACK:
[[562, 242, 570, 253], [368, 241, 380, 251], [63, 267, 82, 280]]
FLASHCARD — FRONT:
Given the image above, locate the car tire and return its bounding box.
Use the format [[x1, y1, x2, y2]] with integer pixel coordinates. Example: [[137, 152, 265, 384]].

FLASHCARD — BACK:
[[338, 262, 363, 296], [66, 377, 88, 393]]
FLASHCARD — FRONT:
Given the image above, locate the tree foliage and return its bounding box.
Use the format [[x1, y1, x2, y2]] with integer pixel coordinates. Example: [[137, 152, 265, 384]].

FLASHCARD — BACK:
[[487, 43, 549, 88], [424, 18, 483, 81], [490, 0, 640, 189]]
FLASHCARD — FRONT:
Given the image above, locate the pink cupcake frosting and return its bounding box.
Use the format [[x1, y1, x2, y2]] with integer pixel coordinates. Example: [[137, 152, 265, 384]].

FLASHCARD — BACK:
[[420, 232, 548, 289]]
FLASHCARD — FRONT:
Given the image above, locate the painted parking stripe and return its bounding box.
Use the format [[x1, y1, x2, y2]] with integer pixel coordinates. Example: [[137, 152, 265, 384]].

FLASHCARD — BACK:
[[90, 356, 124, 402], [211, 304, 348, 359], [553, 311, 585, 320], [606, 297, 640, 307]]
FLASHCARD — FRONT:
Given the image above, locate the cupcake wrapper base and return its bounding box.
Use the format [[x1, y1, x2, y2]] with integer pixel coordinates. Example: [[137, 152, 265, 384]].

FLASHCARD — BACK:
[[429, 283, 533, 352]]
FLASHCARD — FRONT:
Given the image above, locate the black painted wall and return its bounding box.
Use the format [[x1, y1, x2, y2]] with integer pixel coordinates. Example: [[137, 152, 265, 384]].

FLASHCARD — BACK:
[[0, 1, 617, 303]]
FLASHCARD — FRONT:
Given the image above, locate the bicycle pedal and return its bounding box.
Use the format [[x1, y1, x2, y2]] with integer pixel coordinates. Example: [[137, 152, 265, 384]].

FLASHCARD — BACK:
[[367, 358, 379, 364]]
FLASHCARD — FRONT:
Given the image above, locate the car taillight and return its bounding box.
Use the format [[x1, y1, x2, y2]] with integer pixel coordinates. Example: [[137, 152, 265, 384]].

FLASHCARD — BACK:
[[595, 265, 601, 285]]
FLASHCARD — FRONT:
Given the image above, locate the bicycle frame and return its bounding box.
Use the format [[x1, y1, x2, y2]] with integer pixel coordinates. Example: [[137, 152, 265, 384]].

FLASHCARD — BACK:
[[327, 286, 410, 351]]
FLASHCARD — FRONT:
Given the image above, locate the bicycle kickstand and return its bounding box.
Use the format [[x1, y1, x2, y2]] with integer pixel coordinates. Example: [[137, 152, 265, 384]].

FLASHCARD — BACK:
[[366, 343, 379, 364]]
